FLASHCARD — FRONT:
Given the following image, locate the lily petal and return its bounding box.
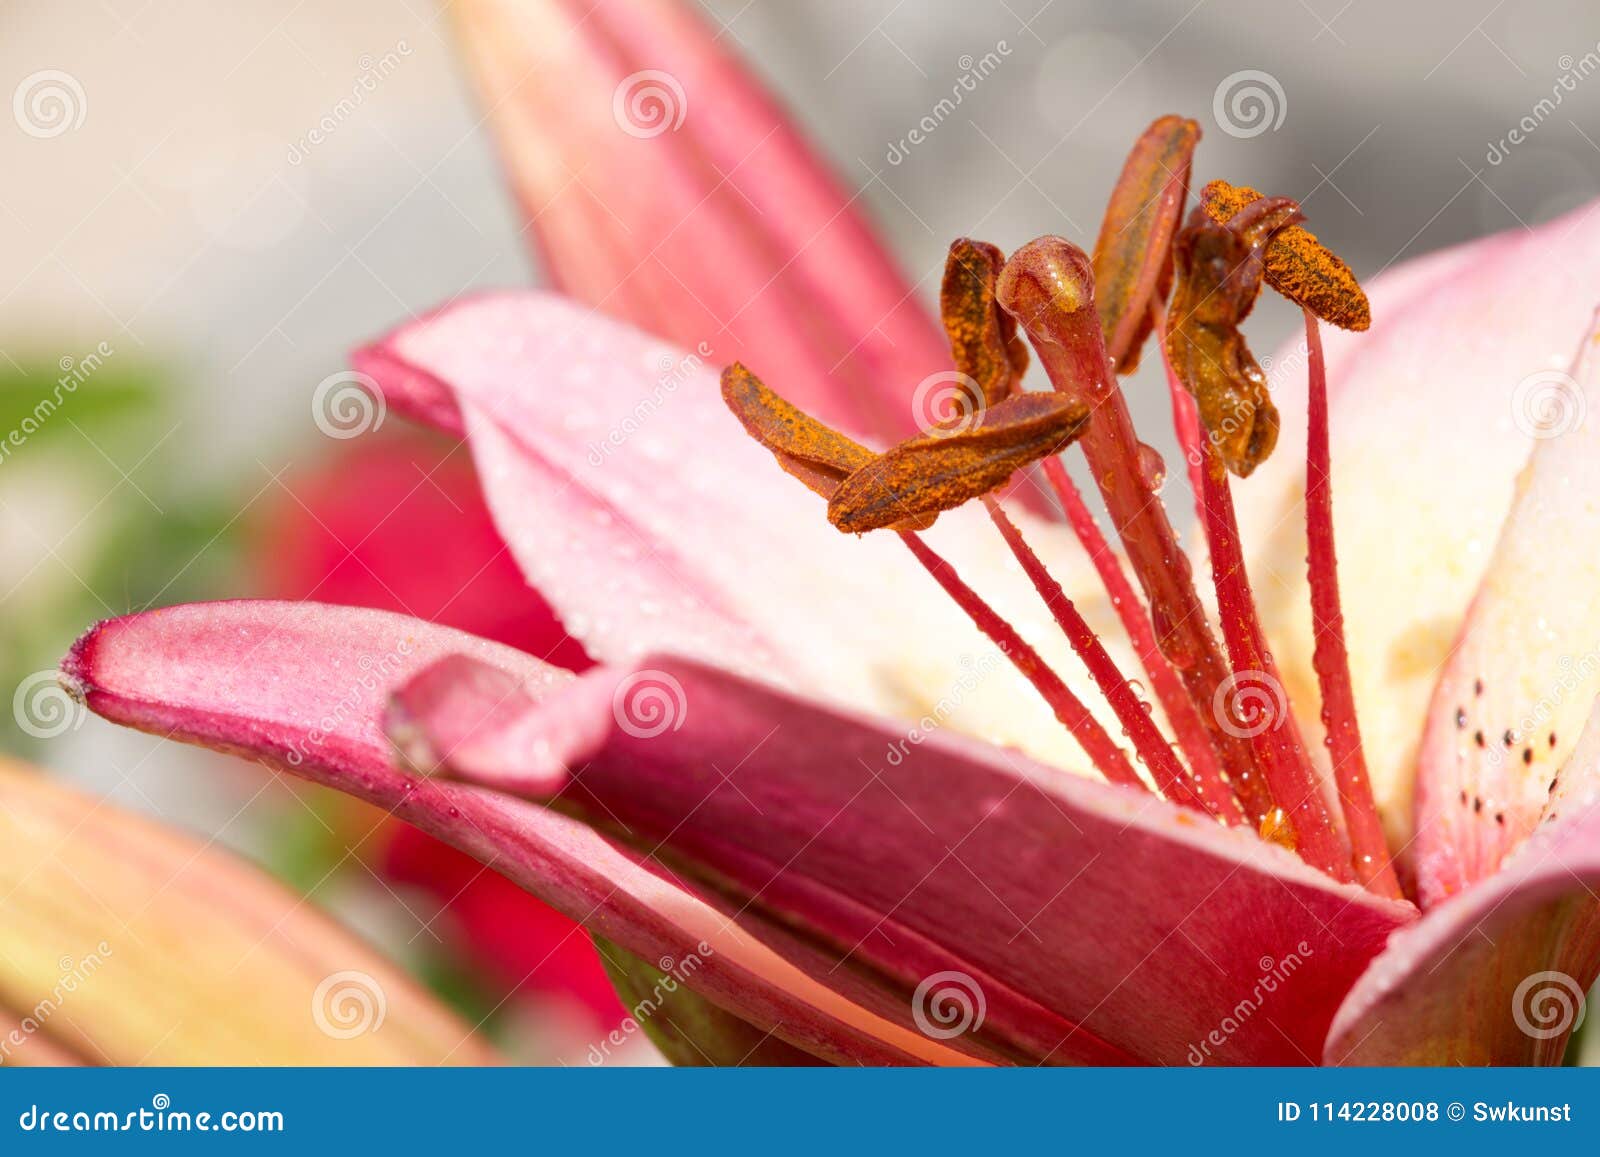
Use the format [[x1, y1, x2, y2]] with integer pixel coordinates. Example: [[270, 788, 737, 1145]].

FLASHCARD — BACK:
[[0, 757, 493, 1064], [355, 290, 1131, 778], [257, 430, 592, 671], [1326, 709, 1600, 1064], [1234, 199, 1600, 851], [399, 651, 1415, 1065], [1412, 310, 1600, 906], [59, 600, 1003, 1066], [451, 0, 948, 443]]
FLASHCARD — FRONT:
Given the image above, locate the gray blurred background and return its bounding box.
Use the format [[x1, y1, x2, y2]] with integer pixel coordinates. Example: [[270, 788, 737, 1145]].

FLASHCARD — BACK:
[[6, 0, 1599, 469], [3, 0, 1599, 1056]]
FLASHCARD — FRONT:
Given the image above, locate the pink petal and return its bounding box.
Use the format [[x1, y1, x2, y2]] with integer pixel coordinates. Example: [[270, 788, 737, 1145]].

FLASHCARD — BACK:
[[354, 291, 1086, 763], [1327, 729, 1600, 1064], [397, 651, 1416, 1065], [451, 0, 948, 443], [60, 600, 1000, 1066], [255, 430, 591, 670], [1412, 309, 1600, 906], [1234, 200, 1600, 851]]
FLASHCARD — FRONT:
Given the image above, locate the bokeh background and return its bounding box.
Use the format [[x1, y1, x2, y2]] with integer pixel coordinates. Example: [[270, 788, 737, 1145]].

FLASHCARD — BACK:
[[4, 0, 1600, 1062]]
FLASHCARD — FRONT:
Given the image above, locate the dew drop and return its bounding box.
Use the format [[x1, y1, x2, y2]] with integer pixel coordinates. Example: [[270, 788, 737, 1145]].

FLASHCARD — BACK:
[[1135, 442, 1167, 492]]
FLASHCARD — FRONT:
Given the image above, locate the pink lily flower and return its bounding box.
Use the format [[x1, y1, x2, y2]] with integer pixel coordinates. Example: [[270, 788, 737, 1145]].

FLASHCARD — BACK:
[[57, 0, 1600, 1066]]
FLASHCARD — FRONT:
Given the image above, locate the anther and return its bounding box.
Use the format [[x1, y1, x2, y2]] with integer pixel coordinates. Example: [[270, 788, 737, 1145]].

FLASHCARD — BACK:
[[1201, 179, 1371, 331], [828, 393, 1088, 534], [941, 238, 1028, 407]]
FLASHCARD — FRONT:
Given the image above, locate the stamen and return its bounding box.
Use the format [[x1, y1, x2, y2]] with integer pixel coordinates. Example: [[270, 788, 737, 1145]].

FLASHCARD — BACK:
[[1164, 202, 1297, 477], [1195, 440, 1354, 881], [1092, 115, 1201, 374], [1151, 301, 1209, 526], [829, 393, 1088, 534], [1034, 454, 1236, 814], [722, 363, 933, 530], [983, 495, 1242, 821], [1164, 196, 1355, 876], [722, 361, 875, 493], [1303, 309, 1402, 897], [941, 239, 1028, 406], [897, 530, 1149, 792], [996, 237, 1272, 821], [1201, 180, 1370, 332]]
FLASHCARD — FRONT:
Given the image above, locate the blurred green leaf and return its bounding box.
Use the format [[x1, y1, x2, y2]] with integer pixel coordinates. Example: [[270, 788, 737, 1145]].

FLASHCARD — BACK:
[[0, 354, 243, 748], [0, 354, 158, 451]]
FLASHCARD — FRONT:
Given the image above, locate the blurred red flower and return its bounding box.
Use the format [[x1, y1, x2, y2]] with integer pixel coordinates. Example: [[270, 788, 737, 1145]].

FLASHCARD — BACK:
[[253, 430, 622, 1030]]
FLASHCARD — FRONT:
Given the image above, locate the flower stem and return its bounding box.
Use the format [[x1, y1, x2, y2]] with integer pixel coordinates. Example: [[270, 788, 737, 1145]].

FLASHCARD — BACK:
[[1303, 310, 1402, 897], [897, 530, 1147, 792]]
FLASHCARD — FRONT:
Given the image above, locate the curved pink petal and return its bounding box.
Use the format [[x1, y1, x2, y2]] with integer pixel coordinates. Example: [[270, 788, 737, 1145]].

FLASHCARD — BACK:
[[395, 650, 1416, 1065], [1327, 716, 1600, 1064], [255, 430, 591, 670], [1412, 310, 1600, 907], [354, 301, 790, 683], [1234, 199, 1600, 850], [353, 290, 1100, 772], [59, 600, 1001, 1067], [451, 0, 948, 444]]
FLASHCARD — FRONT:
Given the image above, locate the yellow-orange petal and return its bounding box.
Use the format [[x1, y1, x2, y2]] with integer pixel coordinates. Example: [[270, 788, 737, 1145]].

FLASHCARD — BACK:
[[0, 759, 497, 1065]]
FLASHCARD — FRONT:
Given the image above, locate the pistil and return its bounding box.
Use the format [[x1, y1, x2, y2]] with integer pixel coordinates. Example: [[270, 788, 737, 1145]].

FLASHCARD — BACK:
[[996, 238, 1270, 821]]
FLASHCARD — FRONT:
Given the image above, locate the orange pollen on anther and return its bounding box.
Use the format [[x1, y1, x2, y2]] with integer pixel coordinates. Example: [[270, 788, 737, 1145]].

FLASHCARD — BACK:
[[1201, 179, 1370, 332], [941, 238, 1029, 407], [828, 392, 1089, 534]]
